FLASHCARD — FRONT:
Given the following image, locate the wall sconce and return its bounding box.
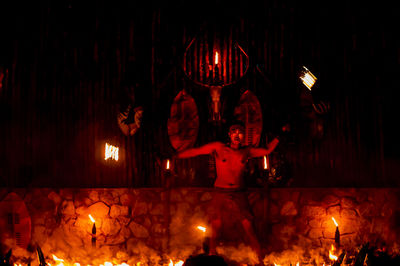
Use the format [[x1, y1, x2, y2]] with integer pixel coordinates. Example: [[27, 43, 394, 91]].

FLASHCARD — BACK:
[[300, 66, 317, 91], [104, 143, 119, 161]]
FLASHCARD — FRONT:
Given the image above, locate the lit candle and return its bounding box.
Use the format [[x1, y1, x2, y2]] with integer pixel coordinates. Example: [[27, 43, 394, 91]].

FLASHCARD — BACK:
[[196, 225, 209, 254], [214, 51, 219, 81], [89, 214, 96, 247], [332, 217, 340, 248], [263, 155, 269, 170], [166, 159, 170, 170]]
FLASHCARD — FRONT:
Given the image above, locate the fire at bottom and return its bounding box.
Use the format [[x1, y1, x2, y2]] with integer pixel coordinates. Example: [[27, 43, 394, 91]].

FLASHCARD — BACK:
[[3, 218, 400, 265], [5, 241, 400, 266]]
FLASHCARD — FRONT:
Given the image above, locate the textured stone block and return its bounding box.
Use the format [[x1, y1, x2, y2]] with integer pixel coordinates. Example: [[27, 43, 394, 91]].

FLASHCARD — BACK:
[[61, 200, 76, 216], [302, 206, 326, 217], [280, 201, 298, 216], [110, 205, 129, 217], [48, 191, 62, 205], [322, 194, 340, 206], [88, 190, 99, 202], [132, 202, 148, 216], [200, 192, 212, 201], [88, 202, 110, 218], [150, 203, 164, 216], [102, 218, 121, 236], [129, 221, 149, 238], [308, 228, 323, 239], [120, 193, 136, 206], [341, 197, 357, 209]]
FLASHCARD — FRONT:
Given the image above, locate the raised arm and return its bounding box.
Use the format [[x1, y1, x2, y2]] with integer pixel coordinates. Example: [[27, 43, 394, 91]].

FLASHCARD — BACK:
[[248, 137, 279, 158], [177, 142, 223, 159]]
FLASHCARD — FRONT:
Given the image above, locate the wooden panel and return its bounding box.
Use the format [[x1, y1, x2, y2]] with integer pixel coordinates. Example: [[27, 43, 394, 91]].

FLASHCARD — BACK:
[[0, 3, 396, 187]]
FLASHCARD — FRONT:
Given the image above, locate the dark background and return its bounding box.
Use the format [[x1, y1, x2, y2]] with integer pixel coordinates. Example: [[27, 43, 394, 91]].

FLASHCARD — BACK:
[[1, 1, 399, 188]]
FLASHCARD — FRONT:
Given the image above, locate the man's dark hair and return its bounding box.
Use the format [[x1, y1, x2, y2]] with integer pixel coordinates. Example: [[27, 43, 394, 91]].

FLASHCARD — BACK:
[[228, 120, 245, 132]]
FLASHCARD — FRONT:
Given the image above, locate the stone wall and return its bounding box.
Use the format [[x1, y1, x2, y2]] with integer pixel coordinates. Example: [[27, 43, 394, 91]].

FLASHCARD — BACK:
[[1, 188, 400, 265]]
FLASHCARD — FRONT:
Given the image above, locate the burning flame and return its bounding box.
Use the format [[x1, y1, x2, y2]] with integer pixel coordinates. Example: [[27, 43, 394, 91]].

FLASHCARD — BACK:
[[300, 66, 317, 90], [263, 155, 269, 170], [52, 255, 64, 262], [332, 217, 338, 227], [105, 143, 119, 161], [214, 52, 219, 65], [166, 159, 170, 170], [196, 225, 207, 233], [168, 259, 184, 266], [89, 214, 95, 223], [52, 255, 65, 266], [329, 245, 338, 261]]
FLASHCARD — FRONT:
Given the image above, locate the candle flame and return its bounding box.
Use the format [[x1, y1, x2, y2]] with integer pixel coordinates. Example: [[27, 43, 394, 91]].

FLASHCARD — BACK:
[[329, 244, 338, 261], [197, 225, 207, 233], [105, 143, 119, 161], [215, 52, 219, 65], [166, 159, 170, 170], [89, 214, 95, 223], [263, 156, 268, 169], [296, 263, 299, 266], [332, 217, 338, 227]]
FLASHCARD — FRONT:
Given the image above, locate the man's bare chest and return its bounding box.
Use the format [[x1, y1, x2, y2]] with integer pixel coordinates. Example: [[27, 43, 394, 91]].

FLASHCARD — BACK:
[[215, 147, 248, 164]]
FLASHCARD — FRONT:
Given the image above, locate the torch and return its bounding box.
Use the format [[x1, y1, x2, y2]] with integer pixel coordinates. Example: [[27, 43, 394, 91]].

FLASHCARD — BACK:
[[89, 214, 96, 247]]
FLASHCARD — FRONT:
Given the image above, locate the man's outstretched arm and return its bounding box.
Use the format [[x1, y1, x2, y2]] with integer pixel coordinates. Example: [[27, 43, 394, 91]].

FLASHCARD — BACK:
[[248, 137, 279, 158], [177, 142, 223, 159]]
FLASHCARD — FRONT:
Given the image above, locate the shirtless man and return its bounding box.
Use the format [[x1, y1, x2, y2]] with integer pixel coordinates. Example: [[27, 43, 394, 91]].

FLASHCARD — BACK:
[[177, 122, 280, 263]]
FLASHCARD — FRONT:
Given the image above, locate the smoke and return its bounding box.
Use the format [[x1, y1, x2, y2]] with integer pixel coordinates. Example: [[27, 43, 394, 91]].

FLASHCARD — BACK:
[[217, 244, 259, 265]]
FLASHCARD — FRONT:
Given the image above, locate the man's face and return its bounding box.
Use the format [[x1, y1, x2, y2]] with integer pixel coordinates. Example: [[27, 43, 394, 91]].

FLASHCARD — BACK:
[[229, 125, 245, 146]]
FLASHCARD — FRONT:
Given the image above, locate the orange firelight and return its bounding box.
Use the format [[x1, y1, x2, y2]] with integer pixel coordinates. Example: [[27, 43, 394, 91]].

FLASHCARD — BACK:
[[166, 159, 170, 170], [214, 51, 219, 65], [329, 244, 338, 261], [52, 255, 65, 266]]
